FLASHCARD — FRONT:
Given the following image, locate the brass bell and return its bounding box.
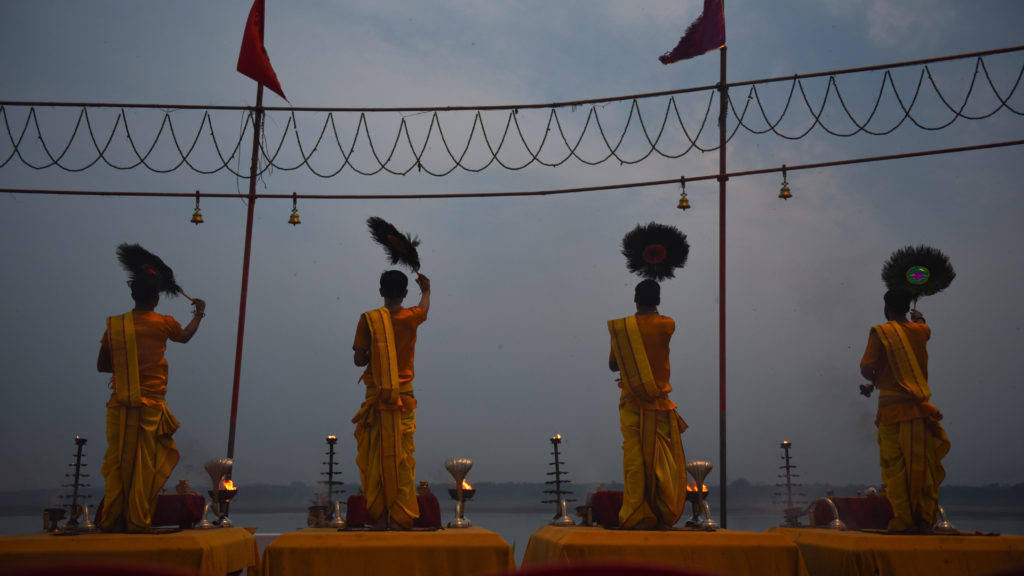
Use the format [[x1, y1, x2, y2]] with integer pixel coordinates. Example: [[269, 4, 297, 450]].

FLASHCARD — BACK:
[[190, 190, 204, 224], [778, 165, 792, 200], [677, 176, 690, 210], [288, 192, 301, 225], [779, 182, 792, 200], [677, 192, 691, 210]]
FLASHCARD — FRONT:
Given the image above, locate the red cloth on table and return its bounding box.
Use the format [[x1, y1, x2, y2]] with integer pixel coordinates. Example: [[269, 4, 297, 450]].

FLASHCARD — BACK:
[[591, 491, 624, 527], [346, 493, 441, 528], [811, 496, 893, 530], [590, 489, 708, 528], [94, 493, 205, 529]]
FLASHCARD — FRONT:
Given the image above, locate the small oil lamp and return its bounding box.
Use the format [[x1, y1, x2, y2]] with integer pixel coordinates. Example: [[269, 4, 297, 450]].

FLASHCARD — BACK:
[[685, 460, 718, 530], [198, 458, 236, 528], [685, 481, 711, 525], [445, 458, 473, 528]]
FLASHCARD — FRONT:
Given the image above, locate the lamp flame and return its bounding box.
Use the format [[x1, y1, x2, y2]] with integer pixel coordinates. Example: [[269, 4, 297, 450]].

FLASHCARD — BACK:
[[686, 481, 709, 493], [220, 478, 236, 491], [461, 479, 473, 490]]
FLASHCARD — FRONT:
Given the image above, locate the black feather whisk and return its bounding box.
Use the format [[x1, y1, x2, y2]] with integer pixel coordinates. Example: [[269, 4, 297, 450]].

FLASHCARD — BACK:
[[116, 243, 192, 300], [621, 222, 690, 281], [367, 217, 421, 272], [881, 245, 955, 300]]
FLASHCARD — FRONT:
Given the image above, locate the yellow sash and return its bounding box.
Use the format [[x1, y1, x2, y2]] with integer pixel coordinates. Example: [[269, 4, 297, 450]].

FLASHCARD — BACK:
[[108, 312, 142, 407], [873, 322, 931, 403], [364, 308, 402, 508], [608, 316, 662, 403]]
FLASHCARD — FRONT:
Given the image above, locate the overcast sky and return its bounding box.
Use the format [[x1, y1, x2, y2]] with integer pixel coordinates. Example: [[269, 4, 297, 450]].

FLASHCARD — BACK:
[[1, 1, 1022, 501]]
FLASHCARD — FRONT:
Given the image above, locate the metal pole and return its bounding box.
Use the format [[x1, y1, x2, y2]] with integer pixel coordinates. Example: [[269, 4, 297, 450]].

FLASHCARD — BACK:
[[717, 45, 728, 528], [227, 83, 264, 460]]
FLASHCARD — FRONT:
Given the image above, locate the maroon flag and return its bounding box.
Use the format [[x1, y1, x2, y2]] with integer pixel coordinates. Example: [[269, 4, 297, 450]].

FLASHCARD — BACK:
[[237, 0, 286, 99], [658, 0, 725, 65]]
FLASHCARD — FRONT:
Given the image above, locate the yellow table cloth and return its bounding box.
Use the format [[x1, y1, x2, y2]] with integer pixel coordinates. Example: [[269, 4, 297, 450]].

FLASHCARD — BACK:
[[522, 525, 808, 576], [770, 527, 1024, 576], [261, 527, 513, 576], [0, 527, 258, 575]]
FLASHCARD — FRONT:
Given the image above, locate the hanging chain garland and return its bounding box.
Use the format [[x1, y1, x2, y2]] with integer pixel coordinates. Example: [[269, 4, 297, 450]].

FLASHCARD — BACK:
[[1, 47, 1021, 179]]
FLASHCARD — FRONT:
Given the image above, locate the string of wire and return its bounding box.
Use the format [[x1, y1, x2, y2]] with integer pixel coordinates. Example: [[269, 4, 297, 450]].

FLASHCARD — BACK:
[[0, 47, 1021, 178], [4, 138, 1020, 201]]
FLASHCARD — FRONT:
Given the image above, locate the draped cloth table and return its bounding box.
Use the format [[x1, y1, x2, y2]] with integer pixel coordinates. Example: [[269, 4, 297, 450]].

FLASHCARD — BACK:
[[0, 527, 259, 575], [770, 527, 1024, 576], [522, 525, 808, 576], [261, 527, 514, 576]]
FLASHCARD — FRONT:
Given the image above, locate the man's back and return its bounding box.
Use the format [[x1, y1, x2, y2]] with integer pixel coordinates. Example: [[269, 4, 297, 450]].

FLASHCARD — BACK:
[[353, 306, 427, 392], [609, 313, 676, 411], [862, 320, 931, 392], [633, 313, 674, 390]]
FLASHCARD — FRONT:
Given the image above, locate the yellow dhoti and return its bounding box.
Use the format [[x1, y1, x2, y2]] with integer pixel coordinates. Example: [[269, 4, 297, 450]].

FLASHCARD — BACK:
[[353, 400, 418, 528], [878, 415, 950, 531], [100, 403, 180, 532], [863, 321, 950, 532], [619, 403, 688, 529], [99, 312, 180, 532], [609, 315, 688, 529], [353, 307, 419, 529]]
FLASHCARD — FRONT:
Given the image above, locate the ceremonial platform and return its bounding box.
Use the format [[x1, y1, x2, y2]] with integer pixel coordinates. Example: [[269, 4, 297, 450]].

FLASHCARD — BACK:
[[260, 526, 514, 576], [770, 527, 1024, 576], [522, 525, 809, 576], [0, 526, 259, 575]]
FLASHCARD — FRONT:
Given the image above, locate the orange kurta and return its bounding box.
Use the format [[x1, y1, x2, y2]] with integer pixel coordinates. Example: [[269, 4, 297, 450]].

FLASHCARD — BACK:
[[98, 311, 184, 532], [860, 320, 950, 531], [352, 306, 426, 528], [608, 314, 688, 529]]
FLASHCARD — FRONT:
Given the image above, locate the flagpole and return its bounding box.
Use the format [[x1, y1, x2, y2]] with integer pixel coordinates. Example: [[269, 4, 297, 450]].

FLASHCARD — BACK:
[[717, 44, 728, 528], [227, 82, 264, 461]]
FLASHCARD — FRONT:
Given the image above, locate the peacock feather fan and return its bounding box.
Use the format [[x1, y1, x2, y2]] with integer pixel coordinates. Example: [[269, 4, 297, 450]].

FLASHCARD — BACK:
[[881, 244, 955, 299], [367, 216, 421, 272], [116, 243, 183, 297], [621, 222, 690, 281]]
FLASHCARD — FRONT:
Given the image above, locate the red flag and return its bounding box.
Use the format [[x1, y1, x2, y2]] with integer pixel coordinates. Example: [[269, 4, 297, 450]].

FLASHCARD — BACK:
[[658, 0, 725, 65], [237, 0, 286, 99]]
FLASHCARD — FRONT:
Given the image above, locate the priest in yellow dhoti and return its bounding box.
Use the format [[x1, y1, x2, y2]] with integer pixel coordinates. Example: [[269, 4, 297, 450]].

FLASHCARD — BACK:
[[97, 267, 205, 532], [860, 287, 950, 532], [352, 270, 430, 529], [608, 279, 688, 529]]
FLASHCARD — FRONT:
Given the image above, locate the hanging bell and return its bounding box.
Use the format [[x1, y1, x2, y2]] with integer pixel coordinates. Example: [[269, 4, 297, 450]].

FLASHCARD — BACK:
[[288, 192, 301, 225], [190, 190, 204, 224], [779, 182, 792, 200], [677, 192, 691, 210], [677, 176, 690, 210], [778, 165, 792, 200]]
